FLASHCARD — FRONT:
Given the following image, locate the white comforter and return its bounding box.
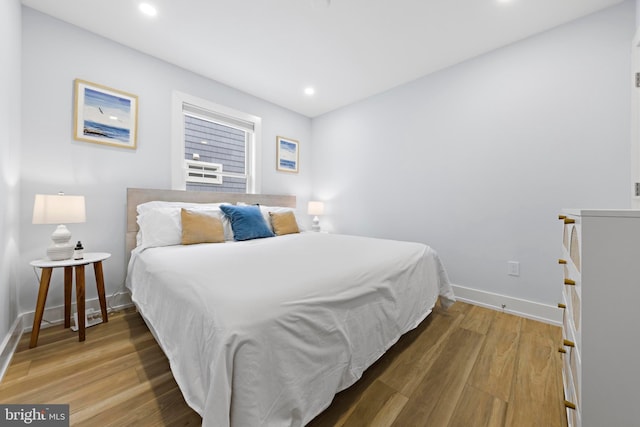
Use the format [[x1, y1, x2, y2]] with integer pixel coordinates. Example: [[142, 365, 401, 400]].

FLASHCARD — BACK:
[[126, 232, 454, 426]]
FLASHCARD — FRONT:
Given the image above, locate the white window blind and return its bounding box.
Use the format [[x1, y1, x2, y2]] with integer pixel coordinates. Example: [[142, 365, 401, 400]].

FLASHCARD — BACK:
[[182, 103, 255, 133]]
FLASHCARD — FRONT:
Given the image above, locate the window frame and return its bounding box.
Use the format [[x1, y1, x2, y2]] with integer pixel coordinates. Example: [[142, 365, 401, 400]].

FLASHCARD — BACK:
[[171, 91, 262, 193]]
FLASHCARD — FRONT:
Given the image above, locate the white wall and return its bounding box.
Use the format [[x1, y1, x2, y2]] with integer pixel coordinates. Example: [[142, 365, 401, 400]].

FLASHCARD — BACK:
[[14, 2, 637, 322], [311, 1, 635, 308], [19, 7, 312, 315], [0, 0, 22, 342]]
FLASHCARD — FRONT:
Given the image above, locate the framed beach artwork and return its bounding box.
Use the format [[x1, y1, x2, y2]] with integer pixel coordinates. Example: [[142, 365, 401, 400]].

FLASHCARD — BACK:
[[73, 79, 138, 149], [276, 136, 299, 173]]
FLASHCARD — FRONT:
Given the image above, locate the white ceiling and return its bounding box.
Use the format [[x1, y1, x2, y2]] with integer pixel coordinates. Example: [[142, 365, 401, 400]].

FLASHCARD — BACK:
[[22, 0, 624, 117]]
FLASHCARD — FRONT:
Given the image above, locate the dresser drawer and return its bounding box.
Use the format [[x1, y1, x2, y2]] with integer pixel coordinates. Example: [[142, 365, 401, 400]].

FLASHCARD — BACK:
[[566, 404, 580, 427], [563, 364, 580, 427], [562, 351, 573, 402], [568, 223, 581, 273], [562, 343, 580, 400], [562, 299, 570, 338], [564, 285, 581, 348], [561, 286, 581, 347], [563, 221, 570, 250], [570, 342, 581, 407]]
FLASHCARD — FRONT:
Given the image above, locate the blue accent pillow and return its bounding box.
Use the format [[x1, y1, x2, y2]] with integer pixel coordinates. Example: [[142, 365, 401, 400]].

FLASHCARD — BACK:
[[220, 204, 275, 241]]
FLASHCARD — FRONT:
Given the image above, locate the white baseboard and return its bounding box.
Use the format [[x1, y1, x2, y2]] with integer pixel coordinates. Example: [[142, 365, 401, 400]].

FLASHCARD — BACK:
[[0, 315, 24, 383], [0, 291, 133, 382], [21, 292, 133, 333], [452, 284, 562, 326]]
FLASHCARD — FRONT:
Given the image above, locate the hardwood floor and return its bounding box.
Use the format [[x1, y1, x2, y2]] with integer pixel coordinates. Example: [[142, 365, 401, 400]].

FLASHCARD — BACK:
[[0, 302, 567, 426]]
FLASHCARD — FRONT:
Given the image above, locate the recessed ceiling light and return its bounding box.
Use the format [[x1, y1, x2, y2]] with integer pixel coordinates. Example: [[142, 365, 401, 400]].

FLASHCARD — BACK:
[[304, 87, 315, 96], [139, 3, 157, 17]]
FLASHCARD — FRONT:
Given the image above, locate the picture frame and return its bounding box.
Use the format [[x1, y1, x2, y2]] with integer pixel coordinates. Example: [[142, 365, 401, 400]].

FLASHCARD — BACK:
[[276, 136, 299, 173], [73, 79, 138, 149]]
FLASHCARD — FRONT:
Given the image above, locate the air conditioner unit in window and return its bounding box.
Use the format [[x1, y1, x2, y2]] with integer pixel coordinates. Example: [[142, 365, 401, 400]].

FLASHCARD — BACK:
[[185, 159, 223, 185]]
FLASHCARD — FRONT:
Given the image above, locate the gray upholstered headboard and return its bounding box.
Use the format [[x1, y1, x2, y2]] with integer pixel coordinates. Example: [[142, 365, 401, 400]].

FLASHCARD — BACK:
[[126, 187, 297, 257]]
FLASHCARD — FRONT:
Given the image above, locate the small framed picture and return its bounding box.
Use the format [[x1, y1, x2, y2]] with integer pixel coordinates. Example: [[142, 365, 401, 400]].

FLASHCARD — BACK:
[[73, 79, 138, 149], [276, 136, 299, 173]]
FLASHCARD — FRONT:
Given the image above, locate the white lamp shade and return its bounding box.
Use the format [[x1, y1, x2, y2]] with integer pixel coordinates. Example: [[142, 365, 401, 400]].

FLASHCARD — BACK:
[[307, 201, 325, 216], [32, 194, 86, 224]]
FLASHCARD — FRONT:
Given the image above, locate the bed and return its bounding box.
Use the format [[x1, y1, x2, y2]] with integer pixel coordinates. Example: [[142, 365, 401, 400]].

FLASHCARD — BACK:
[[125, 188, 455, 427]]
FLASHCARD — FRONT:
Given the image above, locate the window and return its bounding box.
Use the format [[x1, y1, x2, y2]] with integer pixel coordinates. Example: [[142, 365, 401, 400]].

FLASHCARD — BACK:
[[171, 91, 262, 193]]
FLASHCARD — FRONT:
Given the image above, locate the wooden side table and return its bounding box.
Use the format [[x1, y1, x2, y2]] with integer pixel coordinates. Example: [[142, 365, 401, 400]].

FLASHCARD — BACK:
[[29, 252, 111, 348]]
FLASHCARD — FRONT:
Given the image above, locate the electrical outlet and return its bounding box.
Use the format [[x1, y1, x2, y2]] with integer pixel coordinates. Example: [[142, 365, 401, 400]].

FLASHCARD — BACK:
[[71, 308, 103, 331], [507, 261, 520, 277]]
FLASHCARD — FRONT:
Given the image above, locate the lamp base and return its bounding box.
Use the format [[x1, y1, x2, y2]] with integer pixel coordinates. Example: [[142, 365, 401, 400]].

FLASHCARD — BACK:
[[46, 224, 74, 261], [47, 244, 74, 261], [311, 216, 321, 232]]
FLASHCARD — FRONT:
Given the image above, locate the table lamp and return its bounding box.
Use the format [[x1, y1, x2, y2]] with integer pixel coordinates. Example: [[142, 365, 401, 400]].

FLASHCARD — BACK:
[[307, 201, 325, 232], [32, 193, 86, 261]]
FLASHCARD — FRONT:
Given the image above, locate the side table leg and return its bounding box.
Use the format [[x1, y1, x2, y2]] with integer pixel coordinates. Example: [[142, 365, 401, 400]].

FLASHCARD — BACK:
[[64, 266, 72, 329], [93, 261, 109, 323], [30, 267, 53, 348], [75, 264, 86, 342]]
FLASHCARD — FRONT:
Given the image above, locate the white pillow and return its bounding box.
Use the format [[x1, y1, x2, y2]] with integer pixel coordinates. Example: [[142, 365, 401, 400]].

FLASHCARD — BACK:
[[137, 201, 226, 215], [137, 206, 233, 248], [137, 207, 182, 248]]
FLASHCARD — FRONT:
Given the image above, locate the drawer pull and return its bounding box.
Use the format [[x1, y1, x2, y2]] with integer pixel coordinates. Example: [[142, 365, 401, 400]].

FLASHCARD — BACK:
[[558, 259, 567, 264], [564, 278, 576, 286], [563, 339, 575, 347], [558, 347, 567, 353], [558, 215, 567, 220], [558, 303, 566, 309], [564, 400, 576, 410], [564, 218, 576, 224]]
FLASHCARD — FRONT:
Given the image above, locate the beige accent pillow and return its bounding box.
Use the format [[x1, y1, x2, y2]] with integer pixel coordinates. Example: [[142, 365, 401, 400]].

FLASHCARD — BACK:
[[269, 211, 300, 236], [181, 209, 225, 245]]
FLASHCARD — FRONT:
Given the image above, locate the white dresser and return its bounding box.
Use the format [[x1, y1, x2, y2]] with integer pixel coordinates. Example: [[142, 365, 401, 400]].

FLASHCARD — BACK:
[[558, 209, 640, 427]]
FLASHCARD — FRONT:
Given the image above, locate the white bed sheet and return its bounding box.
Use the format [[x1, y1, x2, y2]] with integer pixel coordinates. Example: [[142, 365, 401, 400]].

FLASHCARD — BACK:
[[126, 232, 455, 426]]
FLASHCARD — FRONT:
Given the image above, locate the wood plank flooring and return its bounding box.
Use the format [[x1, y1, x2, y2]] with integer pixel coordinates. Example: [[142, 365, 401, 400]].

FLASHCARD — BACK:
[[0, 302, 567, 426]]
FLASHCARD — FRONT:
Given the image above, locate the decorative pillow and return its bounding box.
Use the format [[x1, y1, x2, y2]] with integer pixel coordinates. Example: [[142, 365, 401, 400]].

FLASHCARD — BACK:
[[220, 204, 275, 241], [269, 211, 300, 236], [181, 209, 225, 245], [237, 203, 305, 232]]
